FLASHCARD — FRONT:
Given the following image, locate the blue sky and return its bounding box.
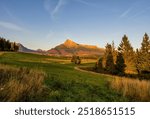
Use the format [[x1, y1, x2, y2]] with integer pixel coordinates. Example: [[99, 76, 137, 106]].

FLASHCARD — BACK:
[[0, 0, 150, 50]]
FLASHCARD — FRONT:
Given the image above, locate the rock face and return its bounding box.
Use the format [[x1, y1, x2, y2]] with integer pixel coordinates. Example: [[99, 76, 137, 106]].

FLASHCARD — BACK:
[[48, 39, 104, 56]]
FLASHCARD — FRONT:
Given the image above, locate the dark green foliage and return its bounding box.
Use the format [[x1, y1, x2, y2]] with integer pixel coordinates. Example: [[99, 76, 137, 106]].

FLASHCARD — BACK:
[[95, 57, 103, 72], [0, 37, 19, 52], [135, 49, 141, 74], [96, 43, 116, 74], [14, 42, 19, 51], [141, 33, 149, 53], [105, 44, 115, 74], [135, 33, 150, 75], [118, 35, 135, 72], [71, 55, 81, 64], [96, 33, 150, 79], [115, 52, 126, 75]]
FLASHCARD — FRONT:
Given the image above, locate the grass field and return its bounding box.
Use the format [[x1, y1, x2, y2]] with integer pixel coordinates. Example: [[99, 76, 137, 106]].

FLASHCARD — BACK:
[[0, 52, 131, 102]]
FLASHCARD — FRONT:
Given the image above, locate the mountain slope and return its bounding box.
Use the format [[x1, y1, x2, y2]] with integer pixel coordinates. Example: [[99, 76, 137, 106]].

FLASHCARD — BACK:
[[48, 39, 104, 56], [18, 43, 36, 53]]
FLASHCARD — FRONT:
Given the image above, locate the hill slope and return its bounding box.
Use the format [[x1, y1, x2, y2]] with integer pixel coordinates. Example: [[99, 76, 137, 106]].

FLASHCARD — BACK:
[[48, 39, 104, 56], [18, 43, 37, 53], [0, 52, 128, 102], [18, 43, 46, 54]]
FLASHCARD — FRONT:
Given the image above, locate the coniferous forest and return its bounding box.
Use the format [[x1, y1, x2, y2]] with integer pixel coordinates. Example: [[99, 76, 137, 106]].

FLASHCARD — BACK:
[[0, 37, 19, 52], [95, 33, 150, 79]]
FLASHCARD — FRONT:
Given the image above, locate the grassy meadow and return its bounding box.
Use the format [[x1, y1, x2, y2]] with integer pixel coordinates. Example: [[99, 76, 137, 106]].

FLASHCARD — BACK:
[[0, 52, 149, 102]]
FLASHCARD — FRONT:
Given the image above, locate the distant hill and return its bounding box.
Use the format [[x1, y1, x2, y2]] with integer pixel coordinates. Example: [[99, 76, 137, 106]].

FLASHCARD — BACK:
[[48, 39, 104, 56], [18, 43, 46, 54], [18, 43, 37, 53], [18, 39, 104, 57]]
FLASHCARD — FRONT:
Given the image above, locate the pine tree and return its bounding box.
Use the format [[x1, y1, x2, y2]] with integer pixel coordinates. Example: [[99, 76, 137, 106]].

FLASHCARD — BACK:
[[138, 33, 150, 73], [105, 44, 115, 74], [95, 57, 103, 72], [14, 42, 19, 51], [112, 41, 117, 64], [118, 35, 135, 73], [115, 51, 126, 75], [141, 33, 149, 53], [0, 37, 16, 51]]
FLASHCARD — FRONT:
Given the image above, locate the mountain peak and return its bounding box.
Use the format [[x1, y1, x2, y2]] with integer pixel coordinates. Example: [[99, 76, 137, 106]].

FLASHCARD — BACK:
[[64, 39, 74, 43], [64, 39, 78, 48], [48, 39, 105, 56]]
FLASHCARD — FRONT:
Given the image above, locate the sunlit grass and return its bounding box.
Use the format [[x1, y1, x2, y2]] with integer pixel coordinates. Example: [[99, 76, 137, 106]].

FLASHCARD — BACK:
[[108, 77, 150, 101], [0, 64, 46, 101], [0, 52, 129, 101]]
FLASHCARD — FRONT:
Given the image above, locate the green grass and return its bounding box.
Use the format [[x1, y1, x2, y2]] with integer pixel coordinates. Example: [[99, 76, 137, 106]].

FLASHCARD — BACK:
[[0, 52, 129, 102]]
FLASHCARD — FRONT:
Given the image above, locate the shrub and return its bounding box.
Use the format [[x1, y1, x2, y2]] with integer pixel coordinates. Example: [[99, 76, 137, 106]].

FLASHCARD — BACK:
[[71, 55, 81, 64]]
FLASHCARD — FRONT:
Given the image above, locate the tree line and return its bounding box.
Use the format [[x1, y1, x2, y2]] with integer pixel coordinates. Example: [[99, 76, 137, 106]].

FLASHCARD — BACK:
[[0, 37, 19, 51], [95, 33, 150, 79]]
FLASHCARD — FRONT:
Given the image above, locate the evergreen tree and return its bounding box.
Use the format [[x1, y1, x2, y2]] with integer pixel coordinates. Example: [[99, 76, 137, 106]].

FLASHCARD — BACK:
[[135, 49, 141, 74], [0, 37, 5, 51], [6, 40, 11, 51], [0, 37, 18, 52], [141, 33, 149, 53], [14, 42, 19, 51], [138, 33, 150, 73], [118, 35, 135, 73], [95, 57, 103, 72], [112, 40, 117, 64], [115, 51, 126, 75], [105, 44, 115, 74]]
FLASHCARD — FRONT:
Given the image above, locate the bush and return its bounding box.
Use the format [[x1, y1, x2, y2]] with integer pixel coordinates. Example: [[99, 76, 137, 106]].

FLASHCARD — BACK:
[[71, 55, 81, 65]]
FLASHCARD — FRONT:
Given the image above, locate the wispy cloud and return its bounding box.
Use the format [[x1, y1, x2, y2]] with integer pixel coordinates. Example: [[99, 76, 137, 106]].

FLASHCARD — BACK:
[[0, 21, 24, 31], [120, 8, 132, 18], [130, 7, 150, 19], [44, 0, 67, 19], [75, 0, 91, 6], [52, 0, 66, 17], [74, 0, 96, 7]]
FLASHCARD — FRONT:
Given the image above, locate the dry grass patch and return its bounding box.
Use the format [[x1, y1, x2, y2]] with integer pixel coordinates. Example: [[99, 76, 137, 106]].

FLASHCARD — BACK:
[[0, 64, 46, 101], [109, 77, 150, 101], [0, 52, 4, 56]]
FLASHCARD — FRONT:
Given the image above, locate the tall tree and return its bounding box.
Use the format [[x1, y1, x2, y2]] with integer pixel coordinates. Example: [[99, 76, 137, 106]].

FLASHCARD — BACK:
[[105, 44, 115, 74], [112, 40, 117, 64], [115, 50, 126, 75], [14, 42, 19, 52], [95, 57, 103, 72], [118, 35, 135, 73], [137, 33, 150, 73]]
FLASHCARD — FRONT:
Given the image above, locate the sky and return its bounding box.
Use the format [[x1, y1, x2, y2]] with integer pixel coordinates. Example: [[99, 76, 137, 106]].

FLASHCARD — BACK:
[[0, 0, 150, 50]]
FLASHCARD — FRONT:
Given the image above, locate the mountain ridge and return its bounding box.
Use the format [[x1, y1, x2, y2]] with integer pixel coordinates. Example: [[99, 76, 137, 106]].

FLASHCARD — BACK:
[[48, 39, 104, 56], [18, 39, 104, 56]]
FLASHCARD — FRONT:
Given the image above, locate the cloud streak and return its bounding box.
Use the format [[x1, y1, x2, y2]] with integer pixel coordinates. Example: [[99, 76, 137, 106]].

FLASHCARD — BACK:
[[0, 21, 24, 31], [52, 0, 66, 17], [74, 0, 96, 7], [120, 8, 132, 18], [44, 0, 67, 19], [130, 7, 150, 19]]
